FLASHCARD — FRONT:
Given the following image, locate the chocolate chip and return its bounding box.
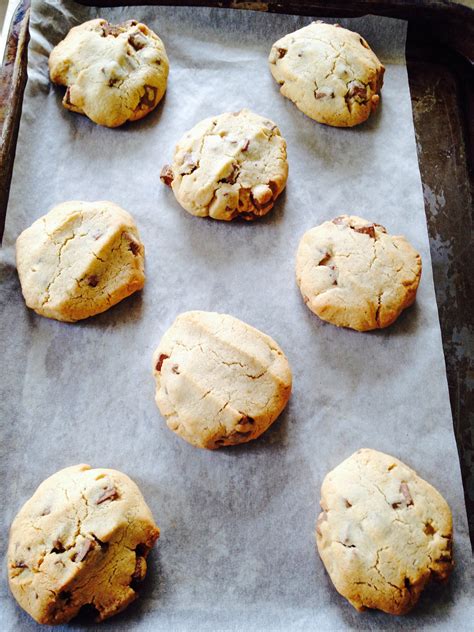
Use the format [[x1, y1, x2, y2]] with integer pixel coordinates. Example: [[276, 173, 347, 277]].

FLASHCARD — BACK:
[[128, 240, 140, 256], [277, 47, 287, 58], [51, 540, 65, 554], [314, 89, 334, 99], [96, 487, 118, 505], [74, 538, 93, 563], [131, 556, 147, 589], [180, 153, 198, 175], [319, 252, 331, 266], [359, 37, 369, 49], [347, 80, 368, 102], [101, 23, 127, 37], [424, 522, 435, 536], [241, 139, 250, 152], [171, 364, 180, 374], [344, 499, 352, 508], [219, 164, 240, 185], [160, 165, 174, 186], [400, 482, 414, 506], [129, 31, 148, 51], [139, 84, 157, 108], [87, 275, 99, 287], [40, 507, 51, 516], [353, 224, 376, 238], [155, 354, 169, 372], [13, 560, 27, 568]]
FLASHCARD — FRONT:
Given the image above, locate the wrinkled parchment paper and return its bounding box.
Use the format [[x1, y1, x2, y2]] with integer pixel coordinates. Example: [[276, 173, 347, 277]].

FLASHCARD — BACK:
[[1, 1, 472, 629]]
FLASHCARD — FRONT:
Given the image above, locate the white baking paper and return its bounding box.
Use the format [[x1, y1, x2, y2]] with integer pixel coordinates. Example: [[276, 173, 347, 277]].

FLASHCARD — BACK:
[[0, 1, 472, 629]]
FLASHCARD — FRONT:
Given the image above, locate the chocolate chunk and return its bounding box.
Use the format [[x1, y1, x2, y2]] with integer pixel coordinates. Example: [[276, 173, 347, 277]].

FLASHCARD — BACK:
[[74, 538, 93, 563], [51, 540, 65, 554], [219, 164, 240, 185], [344, 499, 352, 508], [96, 487, 118, 505], [160, 165, 174, 187], [155, 354, 169, 372], [101, 23, 127, 37], [12, 560, 27, 569], [400, 482, 414, 506], [129, 31, 148, 51], [277, 47, 287, 58], [180, 153, 198, 175], [139, 85, 157, 108], [131, 555, 147, 587], [128, 240, 140, 256], [314, 89, 335, 100], [319, 252, 331, 266], [241, 139, 250, 152], [353, 224, 376, 238], [347, 80, 368, 102], [87, 275, 99, 288], [424, 522, 435, 536]]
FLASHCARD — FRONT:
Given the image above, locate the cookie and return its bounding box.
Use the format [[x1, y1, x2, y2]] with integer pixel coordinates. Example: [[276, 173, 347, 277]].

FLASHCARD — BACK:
[[152, 311, 292, 448], [316, 449, 453, 615], [160, 109, 288, 221], [16, 201, 145, 322], [269, 22, 384, 127], [295, 215, 421, 331], [49, 19, 169, 127], [8, 464, 159, 624]]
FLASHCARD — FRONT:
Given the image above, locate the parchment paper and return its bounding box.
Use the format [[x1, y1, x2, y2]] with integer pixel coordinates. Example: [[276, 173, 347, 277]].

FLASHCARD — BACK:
[[0, 1, 472, 629]]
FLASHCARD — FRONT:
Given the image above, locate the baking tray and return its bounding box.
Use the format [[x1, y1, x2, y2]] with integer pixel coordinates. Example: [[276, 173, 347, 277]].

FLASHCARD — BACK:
[[1, 0, 472, 547]]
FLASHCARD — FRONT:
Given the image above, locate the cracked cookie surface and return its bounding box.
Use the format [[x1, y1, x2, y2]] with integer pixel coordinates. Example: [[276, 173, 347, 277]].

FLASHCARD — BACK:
[[316, 449, 453, 615], [269, 22, 384, 127], [16, 200, 145, 322], [49, 19, 169, 127], [295, 215, 421, 331], [160, 109, 288, 221], [152, 311, 292, 448], [8, 464, 159, 625]]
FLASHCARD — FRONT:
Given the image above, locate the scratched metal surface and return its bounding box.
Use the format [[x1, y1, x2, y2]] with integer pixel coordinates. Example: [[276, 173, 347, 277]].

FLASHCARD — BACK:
[[408, 51, 474, 545]]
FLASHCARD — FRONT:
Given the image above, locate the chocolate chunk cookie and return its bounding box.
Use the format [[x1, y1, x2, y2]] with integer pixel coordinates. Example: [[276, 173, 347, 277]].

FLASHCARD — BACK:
[[160, 109, 288, 221], [269, 22, 384, 127], [8, 465, 159, 624], [316, 449, 453, 614], [49, 19, 169, 127], [295, 215, 421, 331], [152, 311, 292, 448], [16, 201, 145, 322]]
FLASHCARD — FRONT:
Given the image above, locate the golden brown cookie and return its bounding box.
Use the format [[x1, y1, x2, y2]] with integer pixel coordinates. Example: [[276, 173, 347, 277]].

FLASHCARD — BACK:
[[8, 464, 159, 624], [152, 311, 292, 448], [316, 449, 453, 615]]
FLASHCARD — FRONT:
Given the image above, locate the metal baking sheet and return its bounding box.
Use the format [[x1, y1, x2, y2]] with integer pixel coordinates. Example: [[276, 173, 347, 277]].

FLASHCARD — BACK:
[[0, 0, 472, 629]]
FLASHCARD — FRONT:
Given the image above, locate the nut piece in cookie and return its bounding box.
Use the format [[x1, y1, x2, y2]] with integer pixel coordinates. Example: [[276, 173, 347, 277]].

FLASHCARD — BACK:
[[8, 464, 159, 624], [152, 311, 292, 448], [49, 18, 169, 127], [16, 201, 145, 322], [161, 109, 288, 221], [316, 449, 453, 614], [295, 215, 422, 331], [269, 22, 384, 127]]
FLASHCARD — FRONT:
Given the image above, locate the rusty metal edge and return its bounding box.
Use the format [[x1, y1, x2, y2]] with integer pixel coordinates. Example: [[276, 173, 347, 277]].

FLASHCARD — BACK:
[[0, 0, 30, 242]]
